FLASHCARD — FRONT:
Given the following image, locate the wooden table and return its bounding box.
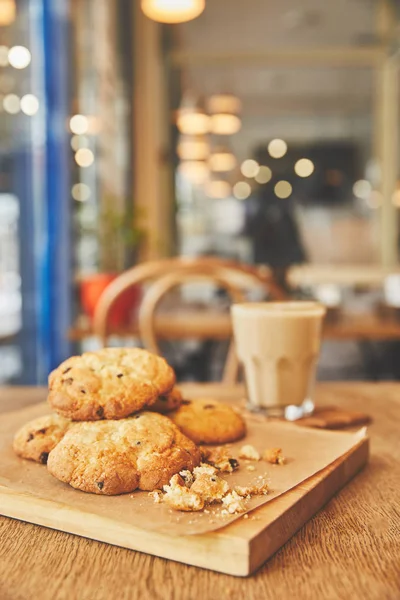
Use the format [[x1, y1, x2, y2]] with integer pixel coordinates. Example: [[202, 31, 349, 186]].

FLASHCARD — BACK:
[[69, 311, 400, 342], [1, 383, 399, 599]]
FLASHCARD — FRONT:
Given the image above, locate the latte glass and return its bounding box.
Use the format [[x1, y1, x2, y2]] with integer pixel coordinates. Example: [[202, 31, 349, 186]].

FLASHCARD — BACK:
[[231, 302, 326, 419]]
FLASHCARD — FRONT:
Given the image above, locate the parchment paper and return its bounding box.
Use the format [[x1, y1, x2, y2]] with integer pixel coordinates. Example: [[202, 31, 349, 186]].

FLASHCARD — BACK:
[[0, 402, 366, 535]]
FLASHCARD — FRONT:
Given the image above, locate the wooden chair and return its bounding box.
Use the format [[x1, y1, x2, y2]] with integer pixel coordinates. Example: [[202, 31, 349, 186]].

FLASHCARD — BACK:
[[92, 257, 286, 382]]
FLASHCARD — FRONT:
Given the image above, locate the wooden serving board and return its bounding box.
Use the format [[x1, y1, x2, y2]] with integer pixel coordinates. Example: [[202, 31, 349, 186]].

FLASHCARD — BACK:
[[0, 403, 369, 577]]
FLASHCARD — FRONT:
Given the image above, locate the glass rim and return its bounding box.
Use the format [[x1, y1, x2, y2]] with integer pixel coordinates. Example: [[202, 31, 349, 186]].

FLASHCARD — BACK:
[[231, 301, 326, 317]]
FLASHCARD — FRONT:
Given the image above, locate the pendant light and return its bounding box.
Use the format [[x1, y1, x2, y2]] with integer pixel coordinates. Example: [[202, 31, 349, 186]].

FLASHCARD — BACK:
[[208, 145, 237, 172], [177, 93, 210, 135], [0, 0, 16, 26], [141, 0, 205, 24], [177, 134, 210, 161], [208, 94, 242, 135]]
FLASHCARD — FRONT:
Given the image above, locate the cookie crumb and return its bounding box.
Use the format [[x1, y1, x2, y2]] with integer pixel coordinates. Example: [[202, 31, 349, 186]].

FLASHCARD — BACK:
[[235, 480, 269, 497], [163, 479, 204, 512], [149, 490, 163, 504], [263, 447, 285, 465], [221, 491, 247, 514], [246, 465, 256, 472], [243, 514, 249, 519], [239, 445, 260, 461]]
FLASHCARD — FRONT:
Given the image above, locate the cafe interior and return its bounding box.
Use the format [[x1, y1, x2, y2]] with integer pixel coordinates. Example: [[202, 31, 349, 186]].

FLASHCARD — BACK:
[[2, 0, 400, 385], [0, 0, 399, 596]]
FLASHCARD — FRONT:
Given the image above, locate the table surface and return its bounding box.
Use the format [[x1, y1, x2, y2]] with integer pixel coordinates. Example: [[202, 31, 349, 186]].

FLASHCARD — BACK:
[[1, 383, 399, 600]]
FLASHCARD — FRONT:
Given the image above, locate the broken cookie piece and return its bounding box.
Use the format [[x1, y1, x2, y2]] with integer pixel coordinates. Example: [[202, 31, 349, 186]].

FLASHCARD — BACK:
[[163, 477, 204, 512], [200, 446, 240, 473], [191, 472, 229, 503], [239, 444, 260, 461], [263, 447, 285, 465], [221, 491, 247, 514]]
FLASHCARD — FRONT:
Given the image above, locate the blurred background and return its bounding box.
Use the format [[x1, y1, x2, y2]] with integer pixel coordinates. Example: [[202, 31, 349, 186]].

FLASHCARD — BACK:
[[2, 0, 400, 385]]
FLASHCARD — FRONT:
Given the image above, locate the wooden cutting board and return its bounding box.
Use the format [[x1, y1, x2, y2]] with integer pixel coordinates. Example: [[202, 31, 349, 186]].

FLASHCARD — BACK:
[[0, 403, 369, 577]]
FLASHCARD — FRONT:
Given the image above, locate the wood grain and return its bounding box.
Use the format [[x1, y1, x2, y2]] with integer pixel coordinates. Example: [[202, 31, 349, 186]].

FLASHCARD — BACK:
[[1, 383, 400, 599]]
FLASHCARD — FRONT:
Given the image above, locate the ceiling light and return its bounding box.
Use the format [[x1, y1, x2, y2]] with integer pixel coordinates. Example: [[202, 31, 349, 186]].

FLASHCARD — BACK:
[[233, 181, 251, 200], [353, 179, 372, 200], [255, 166, 272, 184], [209, 146, 236, 172], [274, 180, 292, 199], [177, 135, 209, 161], [177, 94, 210, 135], [0, 0, 16, 27], [208, 93, 241, 135], [75, 148, 94, 168], [241, 159, 259, 178], [8, 46, 31, 69], [141, 0, 205, 23], [268, 139, 287, 159], [294, 158, 314, 178], [210, 113, 241, 135]]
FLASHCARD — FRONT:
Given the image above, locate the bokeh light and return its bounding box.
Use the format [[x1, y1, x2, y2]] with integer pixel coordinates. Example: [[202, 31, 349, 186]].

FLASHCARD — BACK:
[[268, 139, 287, 159], [75, 148, 94, 168], [20, 94, 39, 116], [209, 149, 236, 172], [8, 46, 31, 69], [274, 180, 292, 198], [210, 113, 241, 135], [233, 181, 251, 200], [353, 179, 372, 200], [294, 158, 314, 178], [70, 114, 89, 135], [255, 166, 272, 184], [3, 93, 20, 114], [240, 159, 259, 178], [72, 183, 91, 202]]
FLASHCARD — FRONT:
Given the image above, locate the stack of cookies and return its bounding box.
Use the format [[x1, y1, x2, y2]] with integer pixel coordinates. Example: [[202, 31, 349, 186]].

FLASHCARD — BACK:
[[13, 348, 247, 497]]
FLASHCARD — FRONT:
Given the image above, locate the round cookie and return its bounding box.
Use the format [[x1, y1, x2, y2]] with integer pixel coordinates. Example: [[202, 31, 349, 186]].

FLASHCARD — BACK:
[[48, 348, 176, 421], [13, 414, 72, 464], [170, 398, 246, 445], [47, 411, 201, 495], [149, 386, 183, 414]]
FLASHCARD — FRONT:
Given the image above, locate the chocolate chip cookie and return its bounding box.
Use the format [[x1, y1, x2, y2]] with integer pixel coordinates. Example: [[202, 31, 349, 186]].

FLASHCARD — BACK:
[[170, 398, 246, 445], [150, 386, 183, 414], [48, 348, 176, 421], [13, 414, 72, 464], [47, 412, 201, 495]]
